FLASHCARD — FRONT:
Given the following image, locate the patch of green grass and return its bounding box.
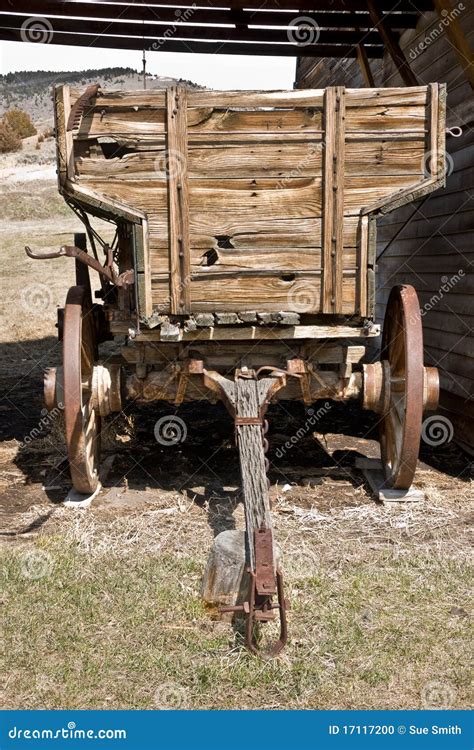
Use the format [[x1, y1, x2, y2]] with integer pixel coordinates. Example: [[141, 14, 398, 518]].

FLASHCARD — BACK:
[[2, 536, 471, 710]]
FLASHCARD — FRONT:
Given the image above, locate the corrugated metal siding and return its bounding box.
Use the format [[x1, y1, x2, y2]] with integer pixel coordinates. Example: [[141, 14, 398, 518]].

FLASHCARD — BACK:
[[296, 6, 474, 451]]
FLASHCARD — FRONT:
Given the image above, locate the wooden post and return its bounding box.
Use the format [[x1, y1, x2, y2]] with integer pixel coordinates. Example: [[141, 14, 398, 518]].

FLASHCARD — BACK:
[[201, 530, 249, 613], [201, 529, 282, 614], [73, 232, 91, 296], [433, 0, 474, 89], [234, 378, 274, 569], [322, 86, 346, 314], [166, 84, 191, 315], [356, 43, 375, 87], [366, 0, 418, 86]]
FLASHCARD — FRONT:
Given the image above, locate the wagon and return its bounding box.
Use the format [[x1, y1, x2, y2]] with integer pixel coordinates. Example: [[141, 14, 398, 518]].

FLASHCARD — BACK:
[[27, 82, 445, 653]]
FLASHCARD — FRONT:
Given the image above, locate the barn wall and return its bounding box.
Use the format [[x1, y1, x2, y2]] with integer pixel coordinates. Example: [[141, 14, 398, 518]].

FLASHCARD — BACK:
[[296, 6, 474, 452]]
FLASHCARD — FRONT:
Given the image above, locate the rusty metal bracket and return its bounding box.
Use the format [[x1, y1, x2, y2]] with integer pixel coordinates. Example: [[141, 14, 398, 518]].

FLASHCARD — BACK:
[[221, 550, 288, 657], [67, 83, 100, 132], [254, 528, 277, 596], [25, 245, 134, 288], [286, 358, 313, 404], [174, 359, 205, 405], [235, 416, 262, 426]]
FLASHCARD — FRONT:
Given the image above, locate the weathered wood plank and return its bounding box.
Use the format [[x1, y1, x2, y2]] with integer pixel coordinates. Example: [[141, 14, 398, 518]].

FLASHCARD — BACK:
[[76, 140, 426, 180], [88, 86, 429, 110], [80, 107, 324, 138], [345, 104, 426, 131], [166, 85, 191, 314], [150, 248, 358, 274], [322, 87, 336, 313], [81, 175, 424, 217], [358, 215, 369, 317], [235, 377, 275, 569], [151, 274, 356, 313], [334, 87, 346, 312], [111, 323, 377, 340]]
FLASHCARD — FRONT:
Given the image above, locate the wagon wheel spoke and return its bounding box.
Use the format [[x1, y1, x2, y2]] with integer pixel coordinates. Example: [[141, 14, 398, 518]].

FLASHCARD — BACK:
[[379, 285, 424, 489], [390, 331, 405, 374], [391, 392, 406, 425], [63, 285, 101, 494]]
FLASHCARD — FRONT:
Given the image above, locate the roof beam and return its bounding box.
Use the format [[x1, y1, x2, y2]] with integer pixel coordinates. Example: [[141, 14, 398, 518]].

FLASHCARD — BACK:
[[433, 0, 474, 89], [0, 27, 385, 57], [2, 2, 421, 30], [0, 15, 385, 46], [40, 0, 432, 11], [366, 0, 418, 85]]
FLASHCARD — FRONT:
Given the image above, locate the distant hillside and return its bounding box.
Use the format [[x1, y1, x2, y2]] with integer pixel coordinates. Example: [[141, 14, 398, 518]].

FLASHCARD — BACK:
[[0, 67, 201, 126]]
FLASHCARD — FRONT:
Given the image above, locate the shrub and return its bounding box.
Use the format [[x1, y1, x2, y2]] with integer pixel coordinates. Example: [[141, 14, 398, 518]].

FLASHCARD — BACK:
[[0, 122, 21, 153], [3, 107, 37, 138]]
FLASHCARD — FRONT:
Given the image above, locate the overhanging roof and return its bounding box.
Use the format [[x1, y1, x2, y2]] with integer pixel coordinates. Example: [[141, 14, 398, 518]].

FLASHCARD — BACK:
[[0, 1, 431, 58]]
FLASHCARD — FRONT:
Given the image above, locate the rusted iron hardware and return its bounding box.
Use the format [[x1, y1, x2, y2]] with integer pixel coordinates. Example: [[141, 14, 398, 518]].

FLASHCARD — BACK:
[[67, 83, 100, 132], [221, 529, 288, 656], [25, 244, 134, 288]]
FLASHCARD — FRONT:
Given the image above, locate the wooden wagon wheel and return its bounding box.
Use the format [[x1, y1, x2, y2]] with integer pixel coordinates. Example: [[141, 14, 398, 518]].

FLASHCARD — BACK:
[[63, 285, 101, 494], [379, 285, 424, 490]]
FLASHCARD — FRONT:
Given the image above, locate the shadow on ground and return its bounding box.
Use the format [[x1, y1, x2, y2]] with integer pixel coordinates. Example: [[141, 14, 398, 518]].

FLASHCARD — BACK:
[[0, 335, 472, 534]]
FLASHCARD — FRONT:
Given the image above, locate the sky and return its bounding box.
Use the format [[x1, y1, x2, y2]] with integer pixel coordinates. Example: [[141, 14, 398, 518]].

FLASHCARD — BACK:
[[0, 40, 297, 90]]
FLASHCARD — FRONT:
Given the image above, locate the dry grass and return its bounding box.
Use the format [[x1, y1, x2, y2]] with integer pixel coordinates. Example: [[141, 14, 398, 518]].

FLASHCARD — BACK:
[[1, 487, 472, 710], [1, 160, 472, 712]]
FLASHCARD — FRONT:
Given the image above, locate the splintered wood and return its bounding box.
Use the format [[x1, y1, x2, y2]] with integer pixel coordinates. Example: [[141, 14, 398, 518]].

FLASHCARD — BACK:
[[60, 83, 446, 320]]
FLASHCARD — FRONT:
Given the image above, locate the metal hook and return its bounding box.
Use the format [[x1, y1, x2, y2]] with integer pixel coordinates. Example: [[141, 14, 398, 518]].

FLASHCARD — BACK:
[[25, 245, 66, 259], [446, 126, 462, 138]]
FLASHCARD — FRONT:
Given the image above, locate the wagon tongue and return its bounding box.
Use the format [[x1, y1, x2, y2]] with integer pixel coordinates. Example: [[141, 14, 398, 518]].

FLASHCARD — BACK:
[[212, 369, 289, 656]]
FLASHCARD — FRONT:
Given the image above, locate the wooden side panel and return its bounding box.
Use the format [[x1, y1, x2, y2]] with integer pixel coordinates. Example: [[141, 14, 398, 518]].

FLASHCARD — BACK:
[[70, 83, 444, 321]]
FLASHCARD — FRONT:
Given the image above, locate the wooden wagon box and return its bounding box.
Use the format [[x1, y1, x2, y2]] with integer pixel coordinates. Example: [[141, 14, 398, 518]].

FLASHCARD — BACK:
[[55, 83, 446, 329]]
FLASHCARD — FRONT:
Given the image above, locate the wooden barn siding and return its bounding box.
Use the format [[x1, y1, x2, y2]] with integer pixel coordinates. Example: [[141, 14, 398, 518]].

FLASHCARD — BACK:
[[296, 7, 474, 452]]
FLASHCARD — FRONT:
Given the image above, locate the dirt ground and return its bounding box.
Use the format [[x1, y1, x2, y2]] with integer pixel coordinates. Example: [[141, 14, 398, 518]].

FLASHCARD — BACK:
[[1, 141, 473, 710]]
